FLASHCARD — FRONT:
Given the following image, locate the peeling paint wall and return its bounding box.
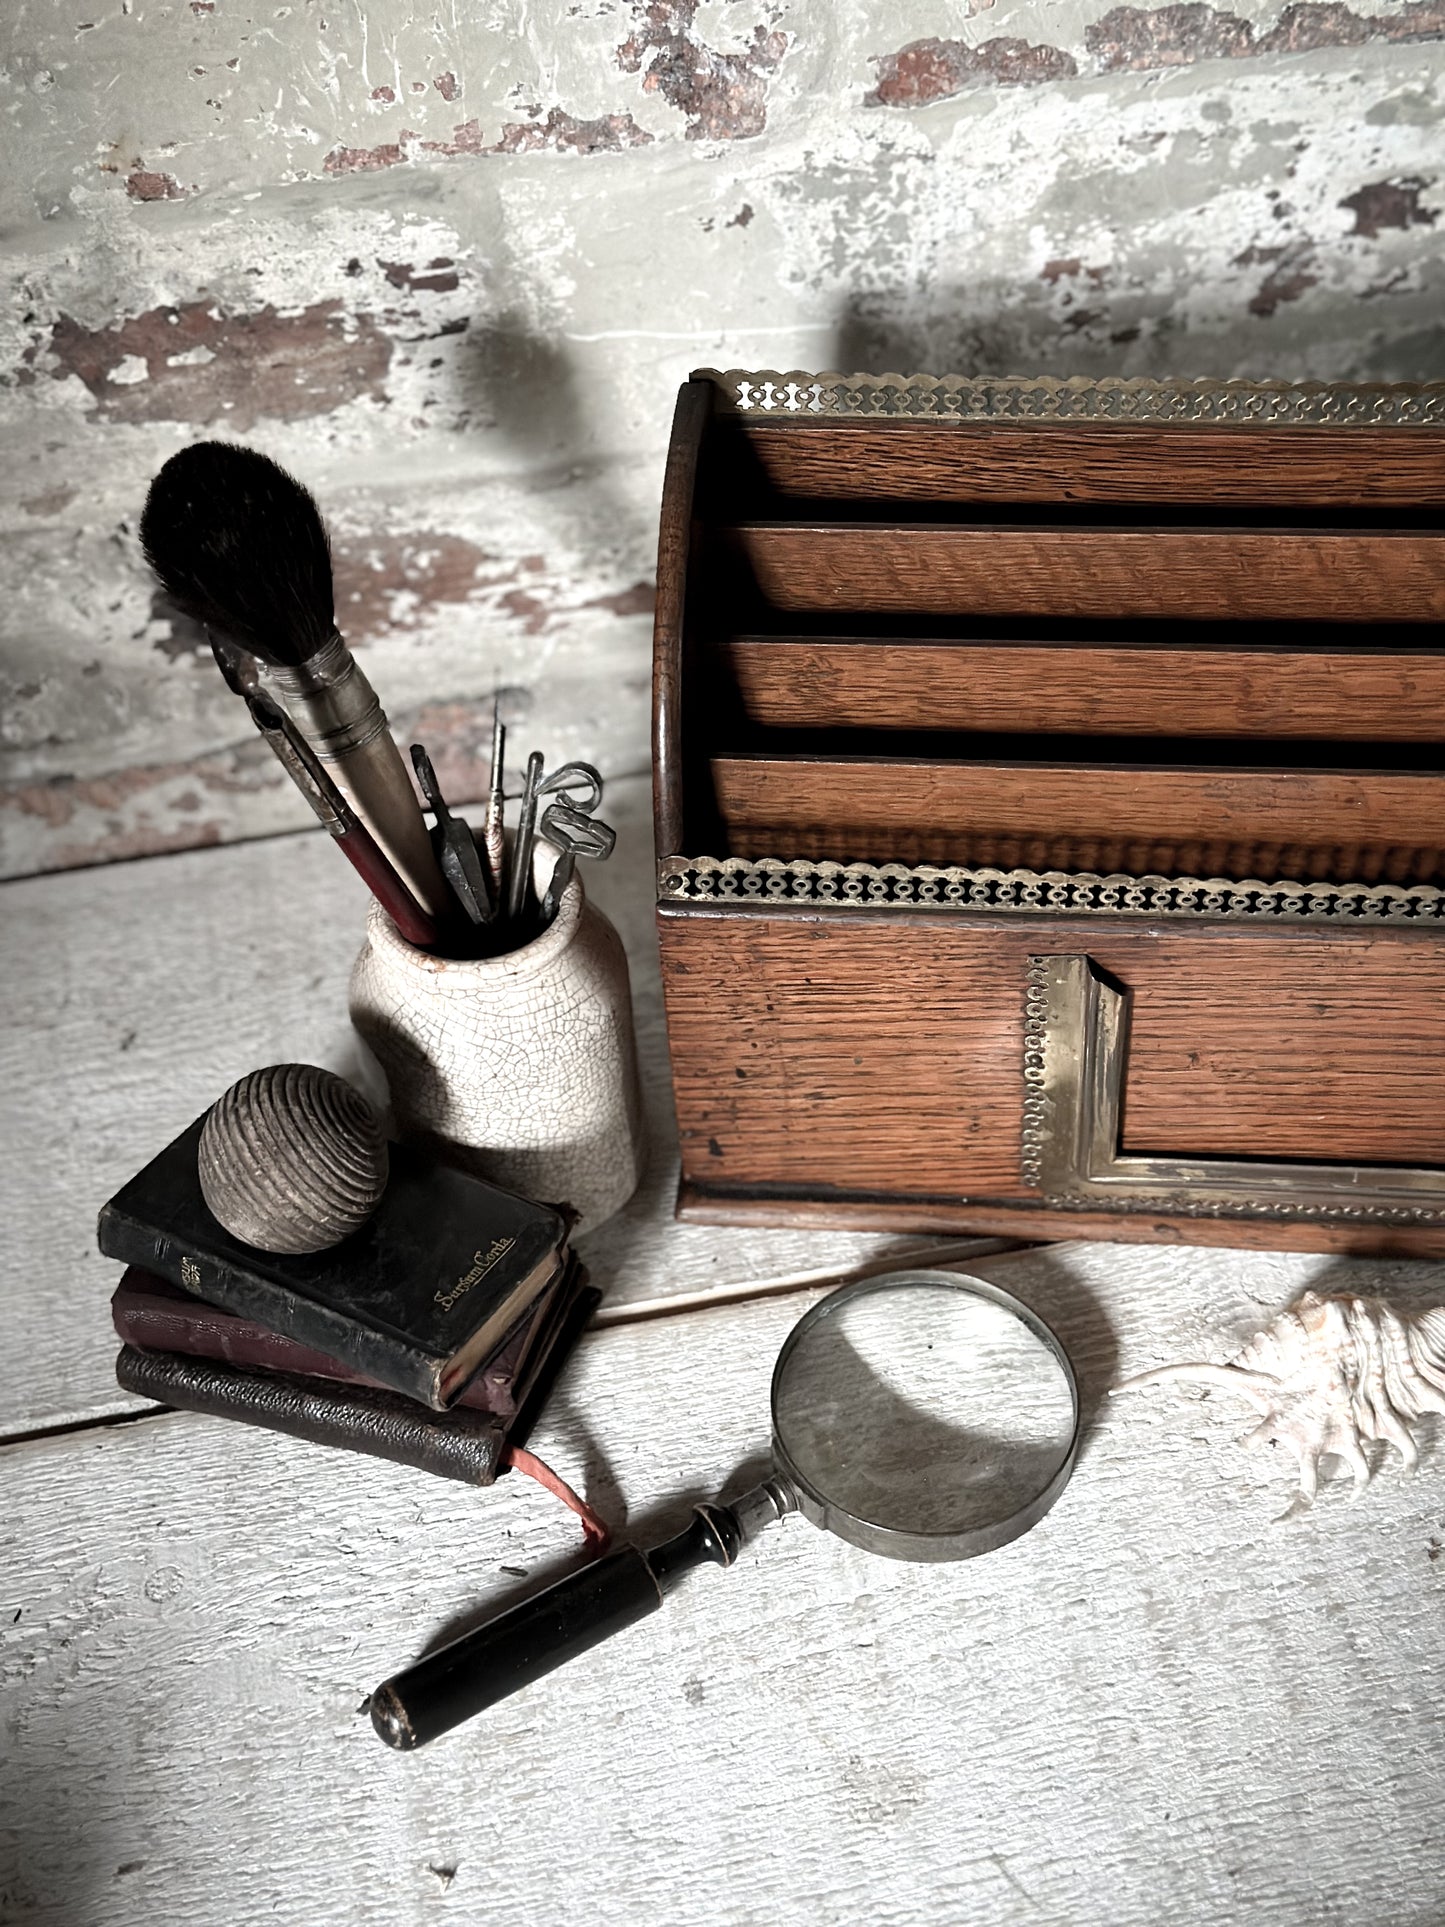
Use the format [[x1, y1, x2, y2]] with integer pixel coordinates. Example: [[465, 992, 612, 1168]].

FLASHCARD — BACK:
[[1, 0, 1441, 876]]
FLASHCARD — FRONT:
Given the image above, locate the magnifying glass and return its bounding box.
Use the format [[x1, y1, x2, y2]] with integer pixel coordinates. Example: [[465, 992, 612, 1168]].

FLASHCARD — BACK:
[[370, 1269, 1080, 1749]]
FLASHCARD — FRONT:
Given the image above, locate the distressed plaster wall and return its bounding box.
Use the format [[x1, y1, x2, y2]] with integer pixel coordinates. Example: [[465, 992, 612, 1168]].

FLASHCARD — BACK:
[[1, 0, 1441, 877]]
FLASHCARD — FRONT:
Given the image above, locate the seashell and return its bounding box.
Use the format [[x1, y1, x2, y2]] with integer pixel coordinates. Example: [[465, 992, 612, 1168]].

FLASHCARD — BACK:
[[1113, 1291, 1445, 1508], [197, 1063, 388, 1255]]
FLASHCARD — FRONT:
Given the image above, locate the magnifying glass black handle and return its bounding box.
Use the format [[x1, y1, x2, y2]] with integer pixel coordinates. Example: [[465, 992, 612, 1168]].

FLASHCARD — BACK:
[[370, 1503, 742, 1749]]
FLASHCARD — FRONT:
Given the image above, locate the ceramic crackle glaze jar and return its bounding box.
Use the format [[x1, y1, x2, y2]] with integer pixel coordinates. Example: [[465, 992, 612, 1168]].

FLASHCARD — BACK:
[[348, 875, 643, 1232]]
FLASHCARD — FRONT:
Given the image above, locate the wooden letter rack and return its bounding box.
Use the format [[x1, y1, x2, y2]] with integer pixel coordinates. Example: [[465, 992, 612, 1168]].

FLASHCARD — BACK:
[[652, 370, 1445, 1254]]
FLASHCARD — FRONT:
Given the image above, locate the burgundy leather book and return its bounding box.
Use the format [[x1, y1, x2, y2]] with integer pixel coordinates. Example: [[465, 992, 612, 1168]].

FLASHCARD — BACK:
[[112, 1263, 577, 1421]]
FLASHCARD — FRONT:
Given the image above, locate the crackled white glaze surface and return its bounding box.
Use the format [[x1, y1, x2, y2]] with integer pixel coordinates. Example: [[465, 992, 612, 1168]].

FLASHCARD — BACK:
[[348, 879, 643, 1231]]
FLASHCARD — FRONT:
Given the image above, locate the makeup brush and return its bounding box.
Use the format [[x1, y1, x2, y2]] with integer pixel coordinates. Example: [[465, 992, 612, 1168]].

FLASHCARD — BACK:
[[141, 441, 448, 918]]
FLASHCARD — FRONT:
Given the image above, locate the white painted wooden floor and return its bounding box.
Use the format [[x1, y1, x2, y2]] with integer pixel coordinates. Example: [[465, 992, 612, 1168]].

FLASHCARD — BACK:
[[4, 781, 1445, 1926]]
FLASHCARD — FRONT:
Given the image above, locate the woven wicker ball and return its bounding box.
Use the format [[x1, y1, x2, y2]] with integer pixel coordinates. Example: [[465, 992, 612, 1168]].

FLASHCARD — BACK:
[[197, 1063, 388, 1254]]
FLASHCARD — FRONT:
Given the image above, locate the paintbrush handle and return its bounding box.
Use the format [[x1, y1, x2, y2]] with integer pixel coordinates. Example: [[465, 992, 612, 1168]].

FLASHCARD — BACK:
[[270, 637, 449, 919], [247, 694, 440, 948], [336, 821, 441, 950]]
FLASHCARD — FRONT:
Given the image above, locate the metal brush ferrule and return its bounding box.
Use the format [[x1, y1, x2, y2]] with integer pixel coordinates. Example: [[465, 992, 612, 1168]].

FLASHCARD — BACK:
[[264, 629, 450, 918], [267, 633, 391, 760]]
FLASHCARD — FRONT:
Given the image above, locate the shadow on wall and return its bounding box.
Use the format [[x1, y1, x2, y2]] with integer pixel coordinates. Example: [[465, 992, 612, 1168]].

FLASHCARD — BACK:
[[456, 315, 584, 470], [829, 288, 1445, 384], [450, 311, 657, 577]]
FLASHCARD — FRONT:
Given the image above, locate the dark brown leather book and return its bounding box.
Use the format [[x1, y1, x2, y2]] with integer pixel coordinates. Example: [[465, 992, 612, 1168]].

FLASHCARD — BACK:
[[98, 1115, 568, 1408]]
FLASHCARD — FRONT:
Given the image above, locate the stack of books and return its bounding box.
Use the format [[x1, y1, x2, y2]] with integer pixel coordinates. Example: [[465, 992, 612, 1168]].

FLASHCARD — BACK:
[[98, 1113, 596, 1490]]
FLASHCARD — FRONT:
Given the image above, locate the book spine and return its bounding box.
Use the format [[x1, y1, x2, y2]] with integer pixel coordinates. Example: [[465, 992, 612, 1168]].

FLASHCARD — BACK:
[[115, 1347, 504, 1486], [97, 1204, 444, 1408]]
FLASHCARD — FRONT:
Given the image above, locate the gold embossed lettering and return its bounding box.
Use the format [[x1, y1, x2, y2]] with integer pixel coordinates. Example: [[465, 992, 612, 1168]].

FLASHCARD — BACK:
[[434, 1236, 516, 1311]]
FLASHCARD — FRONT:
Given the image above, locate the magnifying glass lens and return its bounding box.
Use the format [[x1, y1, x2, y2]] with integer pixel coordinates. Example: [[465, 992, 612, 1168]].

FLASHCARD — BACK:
[[773, 1281, 1077, 1538]]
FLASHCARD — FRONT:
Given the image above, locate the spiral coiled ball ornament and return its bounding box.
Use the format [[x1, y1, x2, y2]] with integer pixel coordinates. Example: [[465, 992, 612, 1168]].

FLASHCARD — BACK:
[[197, 1064, 388, 1254]]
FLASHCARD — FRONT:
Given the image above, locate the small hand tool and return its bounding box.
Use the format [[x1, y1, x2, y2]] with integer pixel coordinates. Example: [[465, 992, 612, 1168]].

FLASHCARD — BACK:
[[506, 750, 546, 927], [410, 744, 494, 927], [482, 698, 506, 910], [535, 760, 604, 818], [537, 801, 617, 925]]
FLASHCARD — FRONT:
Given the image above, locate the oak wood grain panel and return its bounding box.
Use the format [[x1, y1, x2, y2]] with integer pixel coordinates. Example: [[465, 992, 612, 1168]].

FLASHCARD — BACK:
[[658, 910, 1036, 1197], [722, 637, 1445, 740], [674, 1185, 1445, 1256], [657, 905, 1445, 1199], [1114, 939, 1445, 1162], [711, 754, 1445, 883], [729, 525, 1445, 623], [734, 421, 1445, 505]]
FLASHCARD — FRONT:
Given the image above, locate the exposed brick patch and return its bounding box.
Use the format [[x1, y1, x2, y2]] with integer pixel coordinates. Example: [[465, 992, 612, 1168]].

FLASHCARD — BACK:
[[327, 4, 789, 165], [1087, 4, 1254, 67], [126, 170, 186, 201], [326, 139, 410, 173], [380, 257, 461, 292], [332, 531, 656, 645], [371, 85, 396, 103], [327, 106, 651, 171], [619, 0, 789, 139], [332, 532, 501, 643], [1261, 0, 1445, 49], [1340, 177, 1438, 237], [1042, 257, 1084, 282], [1088, 1, 1445, 71], [1234, 240, 1320, 315], [726, 203, 754, 227], [867, 35, 1077, 106], [0, 731, 348, 872], [582, 580, 655, 618], [490, 107, 653, 152], [41, 299, 391, 428], [328, 121, 474, 172], [3, 754, 251, 843], [419, 119, 487, 157], [496, 587, 555, 634]]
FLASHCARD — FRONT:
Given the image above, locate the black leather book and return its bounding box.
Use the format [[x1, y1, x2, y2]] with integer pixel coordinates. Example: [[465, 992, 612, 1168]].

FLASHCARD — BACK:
[[98, 1115, 567, 1409]]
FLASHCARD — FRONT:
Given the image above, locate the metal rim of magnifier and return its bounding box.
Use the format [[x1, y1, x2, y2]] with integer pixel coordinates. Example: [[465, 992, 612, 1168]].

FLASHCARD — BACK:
[[768, 1269, 1081, 1565]]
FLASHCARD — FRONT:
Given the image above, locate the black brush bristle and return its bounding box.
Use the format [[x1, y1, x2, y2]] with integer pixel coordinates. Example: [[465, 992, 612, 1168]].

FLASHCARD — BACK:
[[140, 441, 336, 668]]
